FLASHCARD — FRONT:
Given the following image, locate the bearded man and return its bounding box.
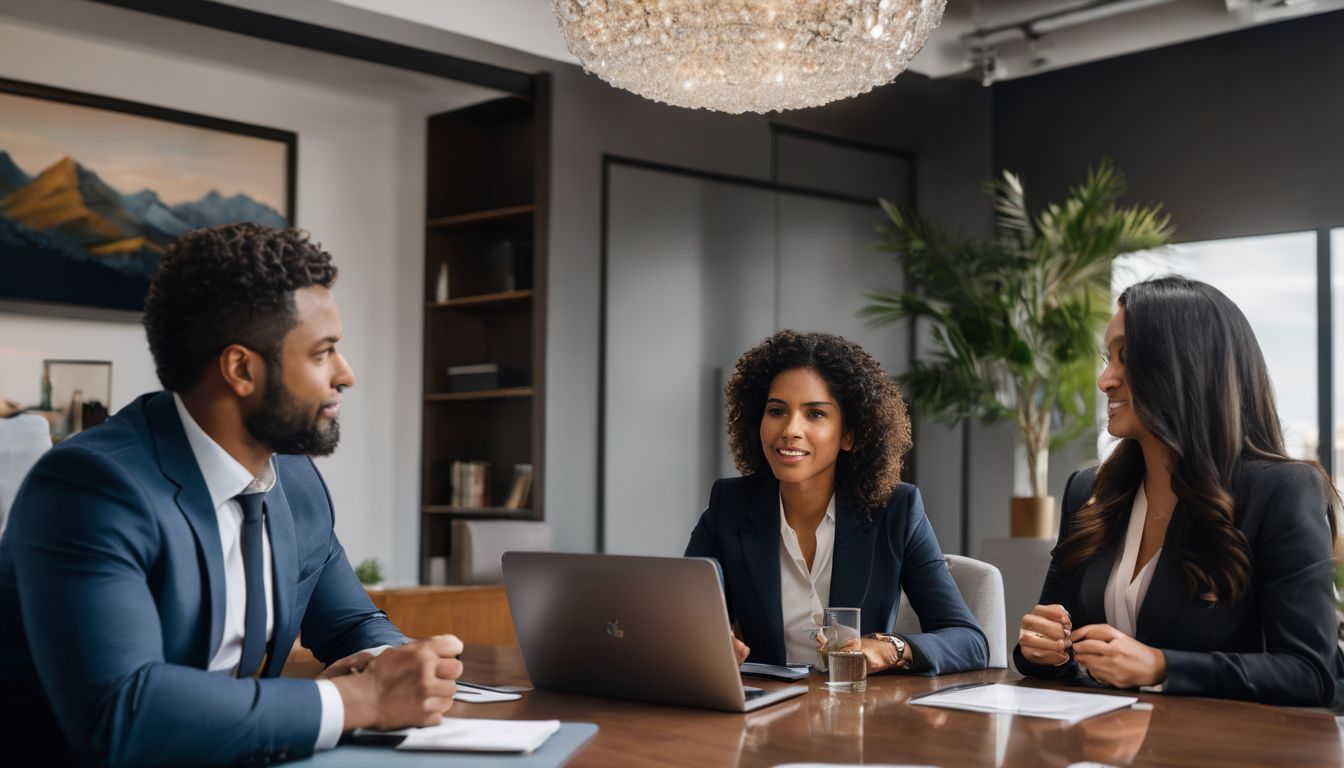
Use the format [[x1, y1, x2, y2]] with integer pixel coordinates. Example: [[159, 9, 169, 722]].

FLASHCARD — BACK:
[[0, 224, 461, 766]]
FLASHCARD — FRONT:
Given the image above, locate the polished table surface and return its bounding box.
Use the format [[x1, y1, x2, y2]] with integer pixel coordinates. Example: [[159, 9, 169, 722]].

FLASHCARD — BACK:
[[446, 645, 1342, 767]]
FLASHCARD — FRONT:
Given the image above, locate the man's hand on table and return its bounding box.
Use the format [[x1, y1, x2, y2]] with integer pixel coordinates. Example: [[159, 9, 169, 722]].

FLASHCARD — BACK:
[[330, 634, 464, 731]]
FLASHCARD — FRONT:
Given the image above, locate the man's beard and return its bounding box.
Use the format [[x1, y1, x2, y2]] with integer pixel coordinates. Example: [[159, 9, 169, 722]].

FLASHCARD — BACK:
[[244, 377, 340, 457]]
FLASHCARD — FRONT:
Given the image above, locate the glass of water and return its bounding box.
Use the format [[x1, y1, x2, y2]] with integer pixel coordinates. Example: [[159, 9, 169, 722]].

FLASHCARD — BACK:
[[821, 607, 866, 692]]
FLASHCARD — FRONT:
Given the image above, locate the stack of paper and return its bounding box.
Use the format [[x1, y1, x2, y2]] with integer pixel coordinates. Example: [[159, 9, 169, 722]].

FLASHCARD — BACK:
[[912, 683, 1137, 724], [356, 718, 561, 753]]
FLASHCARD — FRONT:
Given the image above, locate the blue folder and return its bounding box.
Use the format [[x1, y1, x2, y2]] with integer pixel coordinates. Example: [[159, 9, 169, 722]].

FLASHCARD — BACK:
[[296, 722, 598, 767]]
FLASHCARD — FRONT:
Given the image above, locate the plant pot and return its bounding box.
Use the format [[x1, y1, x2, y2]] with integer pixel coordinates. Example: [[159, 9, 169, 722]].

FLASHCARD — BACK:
[[1010, 496, 1056, 539]]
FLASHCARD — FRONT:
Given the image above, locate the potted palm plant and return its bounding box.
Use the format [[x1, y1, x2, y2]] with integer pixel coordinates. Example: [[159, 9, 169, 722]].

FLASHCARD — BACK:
[[862, 161, 1172, 537]]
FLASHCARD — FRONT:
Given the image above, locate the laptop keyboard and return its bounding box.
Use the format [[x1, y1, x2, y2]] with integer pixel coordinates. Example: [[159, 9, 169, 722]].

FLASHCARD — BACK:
[[743, 686, 767, 701]]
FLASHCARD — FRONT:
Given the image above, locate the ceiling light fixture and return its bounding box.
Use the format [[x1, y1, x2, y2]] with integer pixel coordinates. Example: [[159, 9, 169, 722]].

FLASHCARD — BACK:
[[551, 0, 947, 115]]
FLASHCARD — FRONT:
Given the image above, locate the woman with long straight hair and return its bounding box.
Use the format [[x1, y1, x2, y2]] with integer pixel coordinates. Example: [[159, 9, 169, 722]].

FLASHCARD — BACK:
[[1015, 276, 1344, 707]]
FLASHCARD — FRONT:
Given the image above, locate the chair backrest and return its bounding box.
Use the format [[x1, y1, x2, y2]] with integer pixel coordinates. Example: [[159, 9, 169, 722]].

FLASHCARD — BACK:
[[893, 554, 1007, 668], [450, 519, 552, 585], [0, 414, 52, 536]]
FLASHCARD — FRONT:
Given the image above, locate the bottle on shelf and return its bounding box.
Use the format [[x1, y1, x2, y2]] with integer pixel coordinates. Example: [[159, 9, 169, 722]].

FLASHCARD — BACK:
[[435, 262, 450, 303]]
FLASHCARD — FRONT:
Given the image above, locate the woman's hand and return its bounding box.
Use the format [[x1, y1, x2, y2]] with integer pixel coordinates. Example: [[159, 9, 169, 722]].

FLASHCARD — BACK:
[[857, 636, 907, 674], [815, 632, 905, 674], [1018, 604, 1073, 666], [1071, 624, 1167, 688], [732, 635, 750, 665]]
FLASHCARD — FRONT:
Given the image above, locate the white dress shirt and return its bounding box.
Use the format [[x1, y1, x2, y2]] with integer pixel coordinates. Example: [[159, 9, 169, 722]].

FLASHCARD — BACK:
[[172, 394, 346, 751], [779, 494, 836, 666], [1104, 484, 1161, 637]]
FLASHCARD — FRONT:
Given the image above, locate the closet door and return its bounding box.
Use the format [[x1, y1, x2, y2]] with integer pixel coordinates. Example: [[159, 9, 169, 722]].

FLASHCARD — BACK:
[[604, 165, 775, 556], [776, 193, 909, 377]]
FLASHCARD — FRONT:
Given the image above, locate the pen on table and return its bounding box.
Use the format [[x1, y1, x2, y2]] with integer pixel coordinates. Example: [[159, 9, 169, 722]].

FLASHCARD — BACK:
[[458, 680, 519, 694], [911, 681, 990, 700]]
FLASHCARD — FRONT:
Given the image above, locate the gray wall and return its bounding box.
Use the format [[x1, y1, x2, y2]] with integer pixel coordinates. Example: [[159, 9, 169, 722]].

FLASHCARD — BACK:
[[993, 10, 1344, 242], [602, 166, 916, 557], [982, 8, 1344, 552], [24, 0, 997, 561], [547, 67, 993, 553], [237, 0, 997, 554]]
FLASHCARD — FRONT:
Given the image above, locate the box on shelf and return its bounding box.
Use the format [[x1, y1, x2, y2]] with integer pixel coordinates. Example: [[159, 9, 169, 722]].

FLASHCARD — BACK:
[[447, 363, 527, 392]]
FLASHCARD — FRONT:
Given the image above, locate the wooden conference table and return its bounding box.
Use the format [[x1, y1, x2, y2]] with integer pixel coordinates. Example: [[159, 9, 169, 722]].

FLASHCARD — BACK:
[[442, 644, 1342, 767]]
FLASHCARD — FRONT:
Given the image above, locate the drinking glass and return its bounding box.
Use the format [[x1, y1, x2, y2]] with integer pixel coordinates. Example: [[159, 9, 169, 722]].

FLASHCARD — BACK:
[[820, 607, 866, 692]]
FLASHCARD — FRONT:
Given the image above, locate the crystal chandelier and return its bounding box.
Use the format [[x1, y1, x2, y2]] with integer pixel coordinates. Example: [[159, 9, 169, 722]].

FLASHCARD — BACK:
[[551, 0, 947, 114]]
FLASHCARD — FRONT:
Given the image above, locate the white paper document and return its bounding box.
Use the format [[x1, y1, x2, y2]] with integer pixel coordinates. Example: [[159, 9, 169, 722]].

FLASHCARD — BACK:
[[355, 718, 560, 753], [911, 683, 1137, 724]]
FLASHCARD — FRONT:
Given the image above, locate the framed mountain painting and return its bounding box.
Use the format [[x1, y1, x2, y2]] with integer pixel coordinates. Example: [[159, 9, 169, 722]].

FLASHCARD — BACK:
[[0, 77, 295, 313]]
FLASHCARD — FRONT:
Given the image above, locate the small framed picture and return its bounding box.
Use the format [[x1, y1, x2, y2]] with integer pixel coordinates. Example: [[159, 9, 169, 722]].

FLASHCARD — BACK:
[[42, 359, 112, 440]]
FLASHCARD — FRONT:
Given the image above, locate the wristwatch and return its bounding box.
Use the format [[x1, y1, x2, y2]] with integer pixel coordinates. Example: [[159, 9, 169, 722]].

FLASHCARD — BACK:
[[870, 633, 912, 670]]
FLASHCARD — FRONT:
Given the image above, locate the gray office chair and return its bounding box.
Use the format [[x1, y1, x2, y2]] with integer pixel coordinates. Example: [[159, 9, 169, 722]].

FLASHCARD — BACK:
[[0, 413, 52, 536], [449, 519, 552, 584], [893, 554, 1007, 668]]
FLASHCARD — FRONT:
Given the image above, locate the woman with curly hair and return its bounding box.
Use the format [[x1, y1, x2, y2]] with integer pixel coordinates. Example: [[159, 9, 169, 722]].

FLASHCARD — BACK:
[[1015, 277, 1344, 707], [685, 330, 988, 675]]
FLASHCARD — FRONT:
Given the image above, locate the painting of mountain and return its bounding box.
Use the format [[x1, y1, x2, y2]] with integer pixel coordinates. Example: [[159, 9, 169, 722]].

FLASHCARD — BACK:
[[0, 151, 31, 198], [0, 79, 294, 312]]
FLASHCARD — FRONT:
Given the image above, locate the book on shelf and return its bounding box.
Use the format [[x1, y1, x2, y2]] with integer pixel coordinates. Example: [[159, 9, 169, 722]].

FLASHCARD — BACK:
[[450, 460, 492, 507], [503, 463, 533, 510], [446, 363, 526, 392]]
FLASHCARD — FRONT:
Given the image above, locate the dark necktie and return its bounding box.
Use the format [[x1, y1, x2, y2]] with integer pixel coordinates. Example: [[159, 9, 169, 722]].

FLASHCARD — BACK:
[[234, 491, 268, 678]]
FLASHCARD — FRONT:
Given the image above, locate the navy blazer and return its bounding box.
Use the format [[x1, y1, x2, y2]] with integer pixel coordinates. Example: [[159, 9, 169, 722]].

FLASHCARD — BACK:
[[686, 474, 987, 674], [1015, 461, 1344, 708], [0, 391, 407, 766]]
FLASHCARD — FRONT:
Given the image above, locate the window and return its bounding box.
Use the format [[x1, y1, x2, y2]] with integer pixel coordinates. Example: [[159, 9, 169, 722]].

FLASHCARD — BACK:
[[1105, 232, 1319, 461]]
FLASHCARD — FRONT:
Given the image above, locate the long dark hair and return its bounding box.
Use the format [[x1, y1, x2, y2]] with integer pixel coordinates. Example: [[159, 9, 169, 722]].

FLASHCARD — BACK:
[[1055, 276, 1338, 602], [724, 330, 912, 520]]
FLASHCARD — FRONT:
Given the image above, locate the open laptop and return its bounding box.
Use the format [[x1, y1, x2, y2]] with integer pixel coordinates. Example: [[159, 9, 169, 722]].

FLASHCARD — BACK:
[[502, 551, 808, 712]]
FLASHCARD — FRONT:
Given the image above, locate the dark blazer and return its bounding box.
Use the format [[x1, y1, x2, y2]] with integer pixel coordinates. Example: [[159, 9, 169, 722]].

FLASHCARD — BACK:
[[685, 474, 988, 674], [1015, 461, 1344, 708], [0, 391, 407, 766]]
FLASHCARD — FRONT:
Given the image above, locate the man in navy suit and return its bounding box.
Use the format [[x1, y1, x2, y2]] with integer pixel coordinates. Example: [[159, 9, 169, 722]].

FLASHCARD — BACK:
[[0, 224, 462, 766]]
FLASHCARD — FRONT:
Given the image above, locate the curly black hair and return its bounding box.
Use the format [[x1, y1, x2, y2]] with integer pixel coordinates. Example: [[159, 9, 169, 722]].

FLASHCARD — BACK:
[[725, 330, 912, 518], [143, 223, 337, 392]]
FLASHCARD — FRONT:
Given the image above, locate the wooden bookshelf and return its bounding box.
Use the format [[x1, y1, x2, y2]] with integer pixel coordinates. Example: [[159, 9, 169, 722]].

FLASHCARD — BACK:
[[427, 204, 536, 229], [425, 387, 534, 402], [422, 506, 536, 520], [426, 289, 533, 309], [419, 77, 549, 585]]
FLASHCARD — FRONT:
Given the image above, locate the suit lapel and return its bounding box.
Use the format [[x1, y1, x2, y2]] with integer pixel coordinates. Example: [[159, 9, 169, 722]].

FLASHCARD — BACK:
[[1078, 543, 1115, 626], [1135, 505, 1189, 643], [262, 469, 298, 677], [739, 479, 785, 662], [145, 391, 228, 665], [829, 497, 876, 610]]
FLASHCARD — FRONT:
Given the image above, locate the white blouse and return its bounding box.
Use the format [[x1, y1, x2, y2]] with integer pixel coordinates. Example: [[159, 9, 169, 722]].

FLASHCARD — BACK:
[[778, 494, 836, 666], [1104, 484, 1162, 636]]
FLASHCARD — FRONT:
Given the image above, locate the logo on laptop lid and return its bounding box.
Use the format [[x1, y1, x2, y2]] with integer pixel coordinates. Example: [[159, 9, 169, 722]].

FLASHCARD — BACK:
[[605, 620, 624, 639]]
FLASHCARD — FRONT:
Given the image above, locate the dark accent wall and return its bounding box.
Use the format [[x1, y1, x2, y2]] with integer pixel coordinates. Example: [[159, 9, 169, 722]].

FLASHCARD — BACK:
[[993, 10, 1344, 242]]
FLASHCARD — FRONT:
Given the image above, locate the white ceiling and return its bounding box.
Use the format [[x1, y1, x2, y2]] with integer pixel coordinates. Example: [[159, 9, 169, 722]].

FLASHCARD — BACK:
[[0, 0, 504, 111], [323, 0, 1344, 83]]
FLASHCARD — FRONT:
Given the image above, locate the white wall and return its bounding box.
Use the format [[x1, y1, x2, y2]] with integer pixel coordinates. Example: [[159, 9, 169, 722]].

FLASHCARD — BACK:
[[0, 10, 457, 583]]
